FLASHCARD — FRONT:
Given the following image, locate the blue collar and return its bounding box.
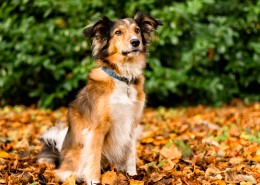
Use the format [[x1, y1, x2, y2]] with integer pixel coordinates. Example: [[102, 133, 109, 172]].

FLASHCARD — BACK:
[[102, 66, 136, 85]]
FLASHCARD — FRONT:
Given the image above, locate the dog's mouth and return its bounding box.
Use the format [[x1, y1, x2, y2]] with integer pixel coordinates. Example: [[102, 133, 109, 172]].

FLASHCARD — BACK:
[[122, 49, 141, 56]]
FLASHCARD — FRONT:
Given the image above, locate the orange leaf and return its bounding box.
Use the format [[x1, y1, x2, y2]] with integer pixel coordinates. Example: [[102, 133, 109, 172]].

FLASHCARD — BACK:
[[101, 170, 117, 185], [0, 151, 10, 159], [62, 175, 76, 185], [160, 144, 182, 160], [217, 180, 226, 185], [129, 179, 144, 185]]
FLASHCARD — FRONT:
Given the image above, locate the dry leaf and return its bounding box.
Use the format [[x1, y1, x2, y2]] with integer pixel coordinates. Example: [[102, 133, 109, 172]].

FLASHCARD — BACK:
[[205, 167, 221, 178], [62, 175, 76, 185], [229, 157, 244, 164], [160, 144, 182, 160], [235, 174, 257, 184], [0, 151, 10, 159], [101, 170, 117, 185], [216, 179, 226, 185], [149, 172, 166, 182], [129, 179, 144, 185], [117, 173, 128, 185]]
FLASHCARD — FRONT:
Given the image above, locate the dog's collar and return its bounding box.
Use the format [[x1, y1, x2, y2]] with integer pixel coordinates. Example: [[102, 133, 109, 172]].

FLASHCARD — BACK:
[[102, 66, 136, 85]]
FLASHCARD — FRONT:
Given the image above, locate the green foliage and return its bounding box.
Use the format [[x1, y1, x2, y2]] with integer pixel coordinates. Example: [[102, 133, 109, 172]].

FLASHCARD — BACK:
[[174, 139, 193, 157], [215, 126, 230, 142], [0, 0, 260, 108]]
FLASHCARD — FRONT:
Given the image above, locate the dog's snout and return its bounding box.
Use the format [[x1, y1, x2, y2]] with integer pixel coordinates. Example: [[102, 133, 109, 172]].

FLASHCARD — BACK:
[[130, 39, 140, 47]]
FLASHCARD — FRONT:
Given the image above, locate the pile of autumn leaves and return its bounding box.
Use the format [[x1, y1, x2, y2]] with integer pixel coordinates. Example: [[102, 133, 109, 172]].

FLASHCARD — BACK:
[[0, 101, 260, 184]]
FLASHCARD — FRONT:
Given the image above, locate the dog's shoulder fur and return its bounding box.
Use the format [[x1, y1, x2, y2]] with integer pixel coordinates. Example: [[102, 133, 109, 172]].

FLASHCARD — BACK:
[[37, 12, 162, 184]]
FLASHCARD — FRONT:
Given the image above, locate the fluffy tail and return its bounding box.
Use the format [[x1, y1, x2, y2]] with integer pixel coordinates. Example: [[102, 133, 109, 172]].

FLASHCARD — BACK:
[[37, 123, 68, 166]]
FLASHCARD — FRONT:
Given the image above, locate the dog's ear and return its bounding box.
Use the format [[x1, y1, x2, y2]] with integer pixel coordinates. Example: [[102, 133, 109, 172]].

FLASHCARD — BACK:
[[83, 16, 111, 38], [134, 12, 162, 44], [83, 17, 112, 58]]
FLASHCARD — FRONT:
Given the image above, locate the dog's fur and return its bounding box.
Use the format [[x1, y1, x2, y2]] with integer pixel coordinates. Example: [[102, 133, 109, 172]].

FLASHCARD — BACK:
[[37, 12, 162, 184]]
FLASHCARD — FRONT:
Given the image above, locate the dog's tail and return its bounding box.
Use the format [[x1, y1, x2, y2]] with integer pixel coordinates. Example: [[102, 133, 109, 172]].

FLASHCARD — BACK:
[[37, 123, 68, 166]]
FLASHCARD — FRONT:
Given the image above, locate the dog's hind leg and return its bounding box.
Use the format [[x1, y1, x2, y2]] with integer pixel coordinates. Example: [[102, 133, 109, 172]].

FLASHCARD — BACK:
[[37, 143, 60, 166], [37, 123, 68, 166], [55, 146, 82, 182]]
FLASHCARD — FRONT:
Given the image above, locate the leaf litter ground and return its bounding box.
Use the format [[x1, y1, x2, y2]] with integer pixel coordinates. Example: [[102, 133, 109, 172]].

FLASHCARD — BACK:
[[0, 100, 260, 184]]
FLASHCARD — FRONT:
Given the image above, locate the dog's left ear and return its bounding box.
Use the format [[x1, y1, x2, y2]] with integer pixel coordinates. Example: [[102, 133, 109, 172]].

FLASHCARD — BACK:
[[134, 12, 162, 44]]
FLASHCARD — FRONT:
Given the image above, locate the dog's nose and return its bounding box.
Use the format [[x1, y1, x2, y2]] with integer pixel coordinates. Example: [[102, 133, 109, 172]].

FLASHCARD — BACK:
[[130, 39, 140, 47]]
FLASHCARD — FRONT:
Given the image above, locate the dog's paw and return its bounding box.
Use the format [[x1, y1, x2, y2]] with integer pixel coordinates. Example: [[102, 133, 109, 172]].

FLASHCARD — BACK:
[[127, 169, 137, 176], [87, 179, 101, 185], [55, 170, 73, 182]]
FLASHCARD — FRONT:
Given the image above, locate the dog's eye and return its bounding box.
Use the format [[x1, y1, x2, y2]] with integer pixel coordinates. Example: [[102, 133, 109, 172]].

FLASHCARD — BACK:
[[115, 30, 122, 35], [135, 28, 140, 34]]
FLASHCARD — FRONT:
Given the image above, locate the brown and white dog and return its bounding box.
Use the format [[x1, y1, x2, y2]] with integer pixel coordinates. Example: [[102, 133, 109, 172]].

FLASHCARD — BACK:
[[37, 12, 162, 184]]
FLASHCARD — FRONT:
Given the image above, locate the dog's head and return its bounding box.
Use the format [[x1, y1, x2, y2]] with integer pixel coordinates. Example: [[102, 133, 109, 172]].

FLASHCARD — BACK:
[[83, 12, 162, 59]]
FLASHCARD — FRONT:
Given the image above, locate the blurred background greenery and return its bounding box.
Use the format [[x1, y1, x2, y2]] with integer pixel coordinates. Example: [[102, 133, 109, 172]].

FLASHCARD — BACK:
[[0, 0, 260, 108]]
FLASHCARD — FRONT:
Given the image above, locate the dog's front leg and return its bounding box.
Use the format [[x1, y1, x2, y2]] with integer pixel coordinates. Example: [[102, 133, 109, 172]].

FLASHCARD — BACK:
[[78, 129, 104, 184], [126, 137, 137, 176]]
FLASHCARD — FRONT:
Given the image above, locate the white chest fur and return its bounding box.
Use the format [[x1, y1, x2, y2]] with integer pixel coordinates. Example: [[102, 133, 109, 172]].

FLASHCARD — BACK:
[[109, 79, 137, 131], [110, 79, 137, 104], [102, 80, 138, 166], [109, 79, 137, 133]]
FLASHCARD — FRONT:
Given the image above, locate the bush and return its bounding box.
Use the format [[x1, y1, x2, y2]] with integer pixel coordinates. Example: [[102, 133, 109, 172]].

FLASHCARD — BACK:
[[0, 0, 260, 108]]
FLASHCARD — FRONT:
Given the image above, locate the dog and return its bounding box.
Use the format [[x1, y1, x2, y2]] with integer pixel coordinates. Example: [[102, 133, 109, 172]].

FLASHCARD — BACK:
[[37, 12, 162, 184]]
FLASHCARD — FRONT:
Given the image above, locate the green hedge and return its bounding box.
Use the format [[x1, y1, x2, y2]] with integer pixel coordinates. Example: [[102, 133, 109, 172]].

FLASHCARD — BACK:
[[1, 0, 260, 108]]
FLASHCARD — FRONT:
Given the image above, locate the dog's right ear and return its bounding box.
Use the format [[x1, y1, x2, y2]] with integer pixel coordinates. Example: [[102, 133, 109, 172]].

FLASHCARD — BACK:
[[83, 17, 111, 39], [83, 17, 112, 58]]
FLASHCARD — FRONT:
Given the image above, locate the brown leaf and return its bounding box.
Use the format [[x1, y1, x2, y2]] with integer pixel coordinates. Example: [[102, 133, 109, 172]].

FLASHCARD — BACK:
[[205, 166, 222, 179], [235, 174, 257, 184], [154, 178, 174, 185], [117, 173, 128, 185], [149, 172, 166, 182], [229, 157, 244, 164], [160, 159, 175, 172], [160, 143, 182, 160], [101, 170, 117, 185], [224, 169, 257, 184]]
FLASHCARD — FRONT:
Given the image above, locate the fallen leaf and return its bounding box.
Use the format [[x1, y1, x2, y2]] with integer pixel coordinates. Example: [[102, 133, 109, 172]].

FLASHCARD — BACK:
[[229, 157, 244, 164], [205, 167, 221, 178], [160, 143, 182, 160], [154, 178, 174, 185], [236, 174, 257, 184], [117, 173, 128, 185], [0, 179, 6, 184], [0, 151, 10, 159], [149, 172, 166, 182], [62, 175, 76, 185], [252, 155, 260, 162], [225, 169, 257, 184], [174, 139, 193, 157], [217, 179, 226, 185], [240, 182, 254, 185], [129, 179, 144, 185], [101, 170, 117, 185], [161, 159, 175, 172]]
